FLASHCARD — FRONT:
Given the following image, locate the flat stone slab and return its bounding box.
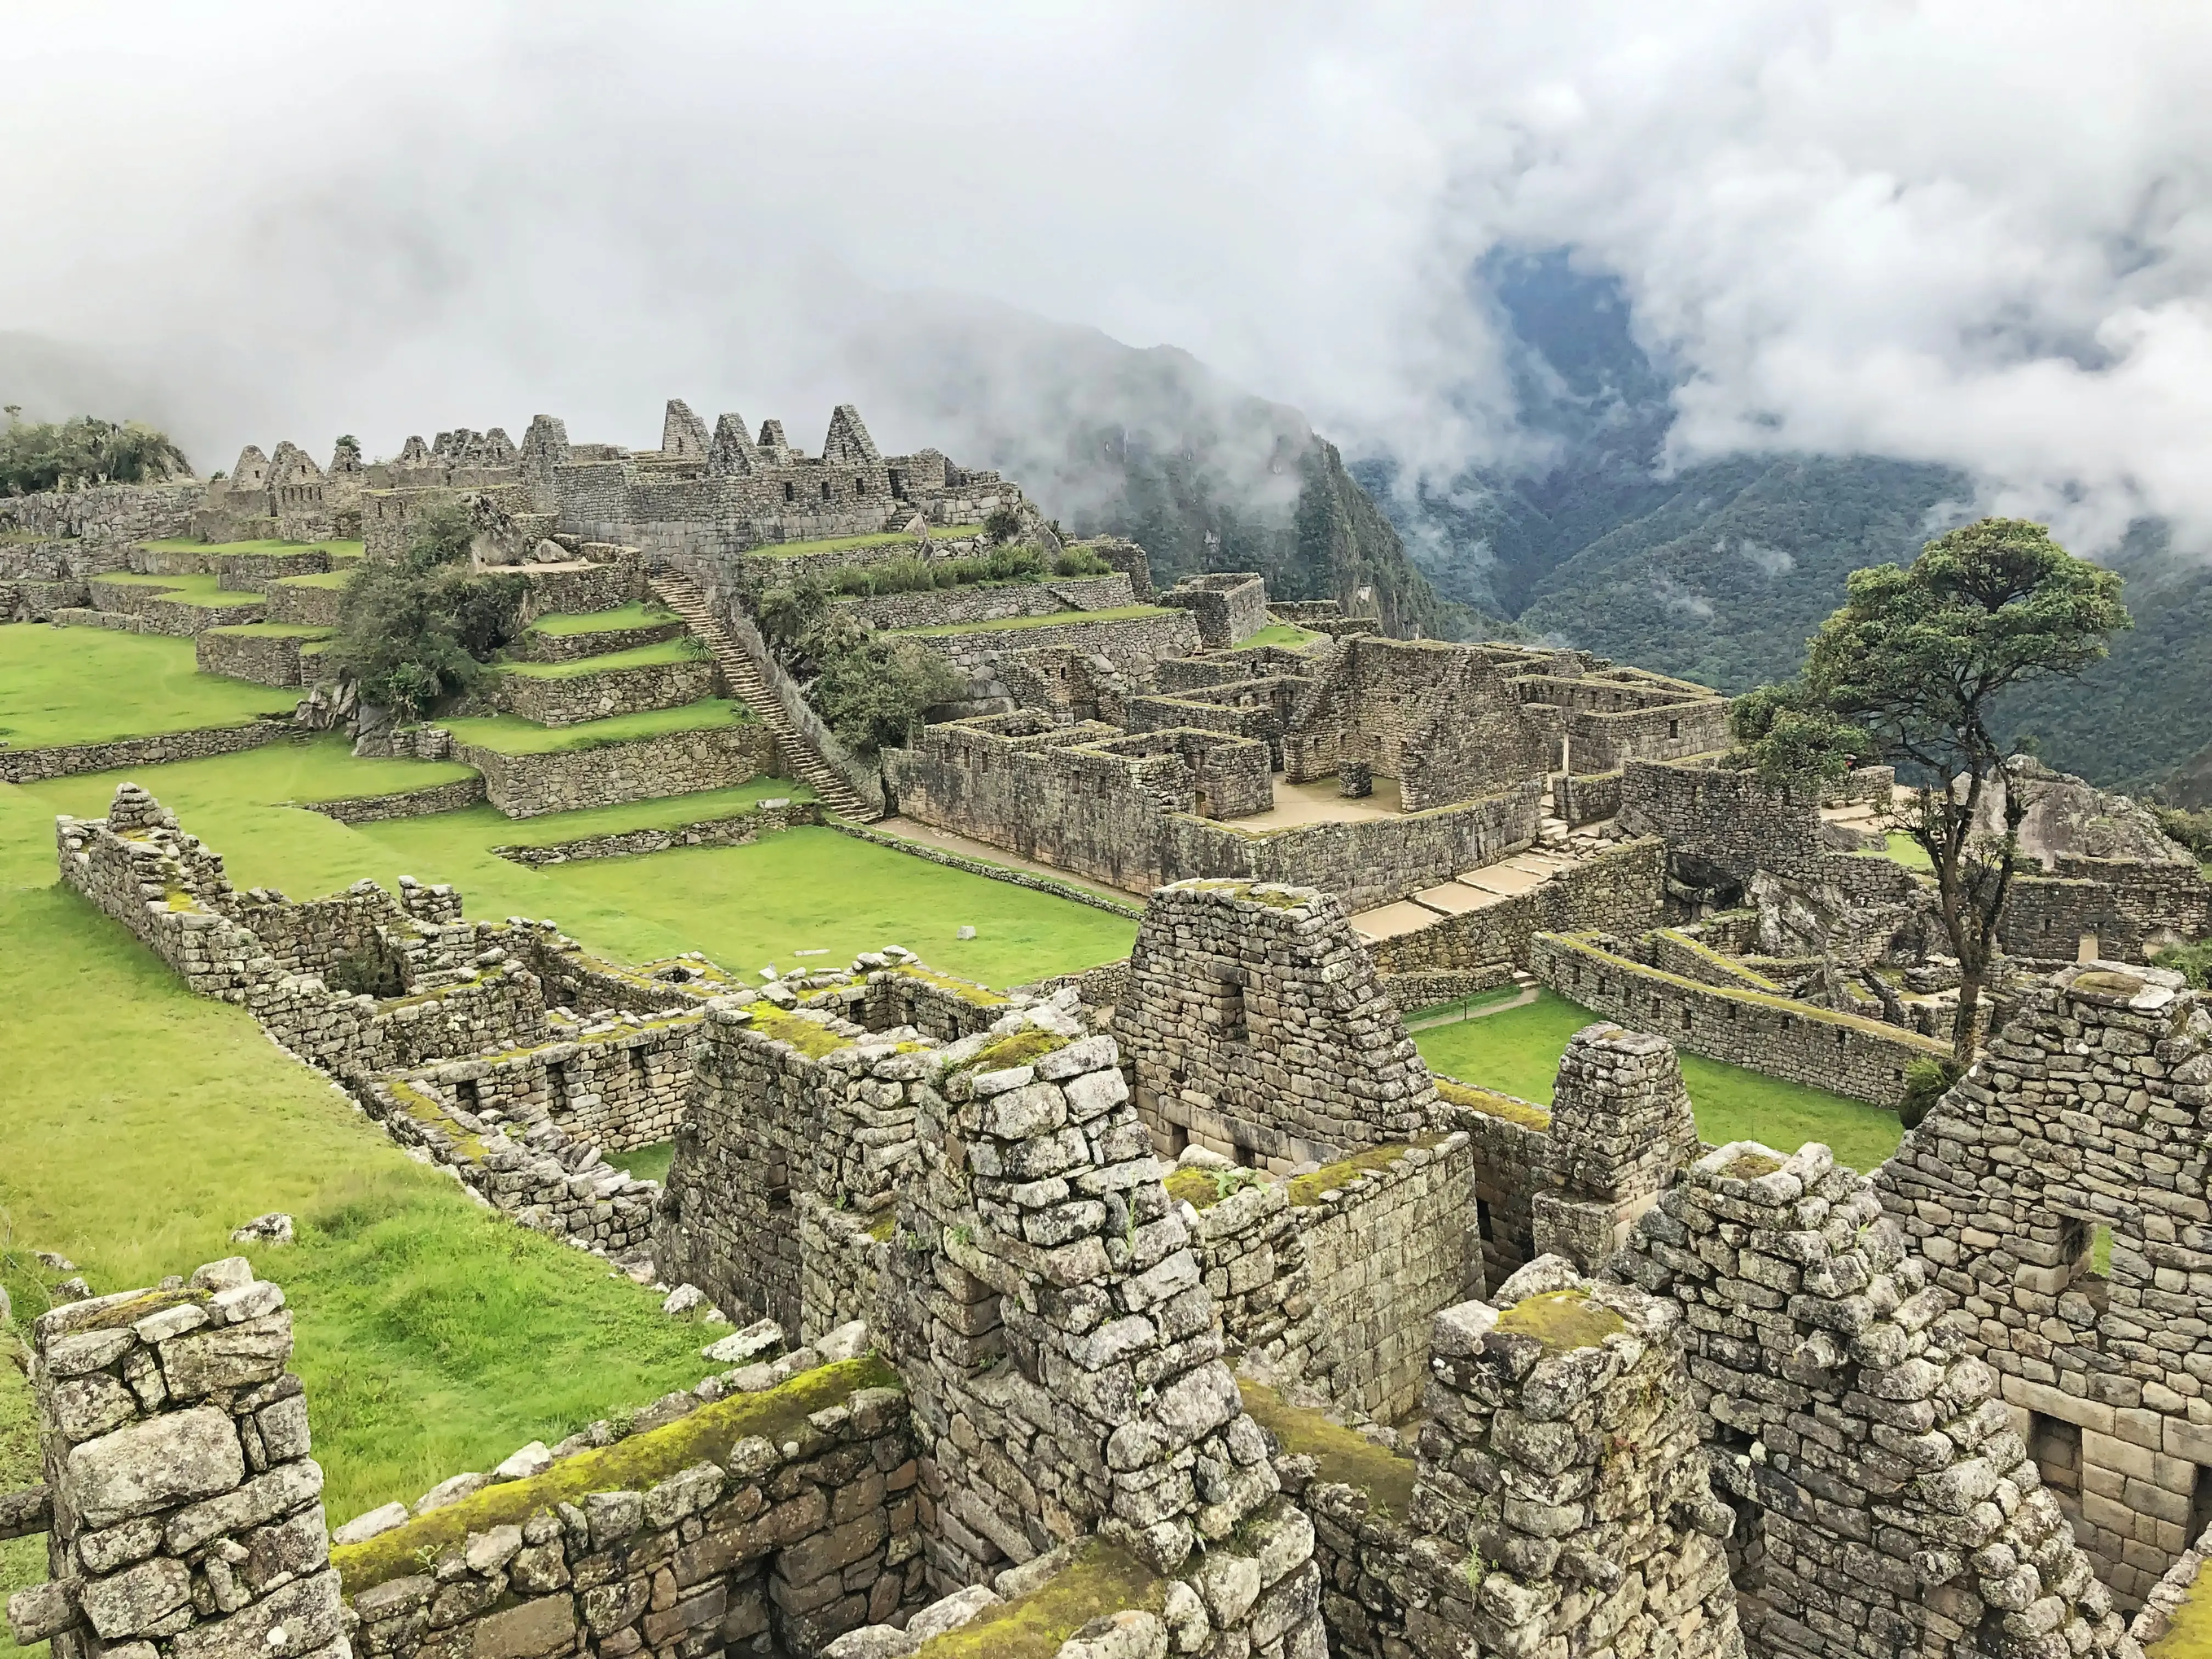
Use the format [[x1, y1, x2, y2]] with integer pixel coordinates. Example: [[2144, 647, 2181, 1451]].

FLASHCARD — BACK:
[[1412, 882, 1507, 916], [1349, 900, 1442, 943], [1456, 864, 1551, 896]]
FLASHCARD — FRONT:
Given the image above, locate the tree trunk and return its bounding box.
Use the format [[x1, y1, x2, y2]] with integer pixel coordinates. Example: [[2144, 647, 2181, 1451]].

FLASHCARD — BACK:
[[1951, 968, 1983, 1064]]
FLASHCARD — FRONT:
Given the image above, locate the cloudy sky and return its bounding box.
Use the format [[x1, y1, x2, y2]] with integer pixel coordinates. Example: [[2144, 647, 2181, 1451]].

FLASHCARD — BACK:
[[6, 2, 2211, 546]]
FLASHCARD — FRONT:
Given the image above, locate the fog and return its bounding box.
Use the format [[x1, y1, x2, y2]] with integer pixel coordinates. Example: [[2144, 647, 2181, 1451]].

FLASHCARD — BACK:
[[5, 2, 2211, 549]]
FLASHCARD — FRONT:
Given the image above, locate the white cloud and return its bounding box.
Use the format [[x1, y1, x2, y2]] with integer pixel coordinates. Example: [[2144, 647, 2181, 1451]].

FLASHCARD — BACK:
[[4, 2, 2211, 551]]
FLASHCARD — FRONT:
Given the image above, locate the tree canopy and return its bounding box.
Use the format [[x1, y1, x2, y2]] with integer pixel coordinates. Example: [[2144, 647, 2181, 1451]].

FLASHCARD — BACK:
[[0, 410, 191, 495], [328, 500, 525, 722], [1730, 517, 2131, 1058]]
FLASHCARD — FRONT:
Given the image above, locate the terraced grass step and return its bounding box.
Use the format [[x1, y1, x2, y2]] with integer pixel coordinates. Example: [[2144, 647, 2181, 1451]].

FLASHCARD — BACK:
[[0, 628, 299, 748], [440, 698, 753, 755], [518, 602, 690, 663], [498, 638, 706, 678], [84, 572, 268, 633], [887, 603, 1180, 637], [748, 523, 985, 560], [492, 639, 716, 727], [196, 622, 339, 687]]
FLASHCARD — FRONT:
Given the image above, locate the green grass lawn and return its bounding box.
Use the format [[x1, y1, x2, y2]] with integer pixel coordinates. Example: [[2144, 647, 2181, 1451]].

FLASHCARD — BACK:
[[276, 569, 357, 591], [476, 778, 815, 845], [498, 638, 705, 679], [527, 602, 680, 637], [1239, 623, 1324, 650], [616, 1141, 677, 1186], [889, 604, 1178, 638], [1883, 831, 1934, 871], [1414, 988, 1902, 1173], [89, 573, 263, 609], [0, 626, 300, 747], [751, 525, 984, 559], [440, 698, 751, 754], [1, 1356, 40, 1659], [0, 884, 716, 1538]]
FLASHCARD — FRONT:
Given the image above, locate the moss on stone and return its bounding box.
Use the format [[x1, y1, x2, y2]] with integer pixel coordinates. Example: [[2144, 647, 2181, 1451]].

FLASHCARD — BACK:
[[334, 1355, 900, 1595], [1494, 1290, 1626, 1353], [743, 1005, 854, 1061], [887, 961, 1008, 1006], [1235, 1379, 1416, 1519], [69, 1285, 212, 1333], [1286, 1134, 1451, 1208], [1434, 1077, 1551, 1131], [2071, 970, 2147, 997], [1163, 1166, 1262, 1212], [1719, 1151, 1784, 1180], [2149, 1571, 2212, 1659], [865, 1210, 898, 1243], [913, 1536, 1163, 1659], [958, 1028, 1067, 1074]]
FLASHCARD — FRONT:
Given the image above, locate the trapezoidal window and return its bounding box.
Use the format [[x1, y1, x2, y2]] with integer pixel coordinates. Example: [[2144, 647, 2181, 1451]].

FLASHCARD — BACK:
[[1211, 972, 1248, 1044], [783, 481, 795, 503]]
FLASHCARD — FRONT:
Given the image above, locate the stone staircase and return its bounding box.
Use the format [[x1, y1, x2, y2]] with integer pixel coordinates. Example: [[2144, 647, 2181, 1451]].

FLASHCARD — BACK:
[[649, 572, 882, 820]]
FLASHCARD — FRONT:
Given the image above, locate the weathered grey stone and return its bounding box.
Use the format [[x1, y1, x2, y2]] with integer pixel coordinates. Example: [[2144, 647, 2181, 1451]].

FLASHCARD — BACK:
[[68, 1406, 246, 1530]]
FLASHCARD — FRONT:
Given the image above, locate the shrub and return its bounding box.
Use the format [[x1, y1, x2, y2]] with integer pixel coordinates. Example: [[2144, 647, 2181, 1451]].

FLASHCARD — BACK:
[[812, 639, 964, 757], [981, 505, 1023, 545], [2152, 938, 2212, 990], [1898, 1056, 1965, 1130], [1053, 547, 1113, 577], [329, 502, 527, 721], [2154, 805, 2212, 862], [1, 410, 190, 495]]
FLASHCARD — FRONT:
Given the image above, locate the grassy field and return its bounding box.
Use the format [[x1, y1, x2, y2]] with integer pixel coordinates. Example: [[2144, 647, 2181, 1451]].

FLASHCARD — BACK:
[[88, 573, 255, 608], [0, 884, 718, 1540], [142, 538, 364, 559], [1414, 988, 1903, 1173], [889, 604, 1178, 637], [498, 638, 705, 679], [0, 626, 298, 747], [441, 698, 750, 753], [275, 569, 357, 591], [1239, 623, 1324, 650]]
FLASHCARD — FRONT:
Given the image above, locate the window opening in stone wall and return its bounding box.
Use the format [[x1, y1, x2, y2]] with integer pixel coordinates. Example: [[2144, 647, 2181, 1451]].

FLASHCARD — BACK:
[[628, 1045, 648, 1088], [546, 1060, 569, 1116], [1668, 719, 1680, 739], [783, 481, 795, 503], [1476, 1197, 1493, 1242], [821, 480, 832, 501], [765, 1153, 790, 1208], [2028, 1412, 2081, 1521], [889, 469, 907, 499], [1214, 973, 1248, 1043], [454, 1076, 482, 1115], [2191, 1464, 2212, 1547]]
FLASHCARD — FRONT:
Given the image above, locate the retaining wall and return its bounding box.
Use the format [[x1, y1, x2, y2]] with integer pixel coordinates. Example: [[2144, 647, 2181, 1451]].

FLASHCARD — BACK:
[[492, 655, 716, 727], [1, 719, 291, 784], [460, 723, 773, 818], [1366, 838, 1668, 975], [196, 628, 329, 687]]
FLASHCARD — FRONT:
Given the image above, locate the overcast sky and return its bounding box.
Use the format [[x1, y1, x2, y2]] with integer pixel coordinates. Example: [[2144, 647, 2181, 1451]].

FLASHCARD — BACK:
[[7, 2, 2212, 548]]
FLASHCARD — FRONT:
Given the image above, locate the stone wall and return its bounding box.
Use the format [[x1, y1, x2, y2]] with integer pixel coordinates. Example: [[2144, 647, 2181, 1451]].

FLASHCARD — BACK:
[[515, 618, 688, 664], [260, 580, 347, 629], [1365, 838, 1669, 976], [1, 720, 291, 785], [1530, 1024, 1702, 1271], [3, 1256, 343, 1659], [901, 608, 1201, 689], [0, 479, 201, 542], [303, 778, 489, 824], [195, 628, 328, 689], [1435, 1085, 1552, 1286], [1159, 572, 1269, 650], [1876, 960, 2212, 1609], [491, 798, 819, 866], [1617, 1138, 2140, 1659], [491, 656, 716, 728], [1190, 1134, 1484, 1424], [332, 1355, 923, 1659], [2001, 856, 2212, 963], [1118, 880, 1441, 1170], [1555, 768, 1623, 826], [458, 723, 772, 818], [835, 573, 1135, 632], [1531, 929, 1949, 1107]]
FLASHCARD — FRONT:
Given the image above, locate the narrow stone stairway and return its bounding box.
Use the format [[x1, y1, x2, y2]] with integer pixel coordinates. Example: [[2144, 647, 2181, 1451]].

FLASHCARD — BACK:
[[649, 571, 882, 820]]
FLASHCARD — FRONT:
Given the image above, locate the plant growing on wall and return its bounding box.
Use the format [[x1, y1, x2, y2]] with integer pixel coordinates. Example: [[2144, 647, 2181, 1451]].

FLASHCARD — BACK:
[[1731, 518, 2131, 1059]]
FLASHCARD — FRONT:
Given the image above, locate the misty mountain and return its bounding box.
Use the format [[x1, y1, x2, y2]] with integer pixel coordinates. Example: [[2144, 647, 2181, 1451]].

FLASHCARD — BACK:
[[1362, 253, 2212, 796]]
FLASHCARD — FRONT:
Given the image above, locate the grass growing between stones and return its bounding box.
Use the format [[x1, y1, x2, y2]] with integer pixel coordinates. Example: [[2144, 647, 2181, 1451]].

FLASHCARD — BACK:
[[0, 626, 297, 747], [0, 885, 718, 1532], [1412, 989, 1902, 1173], [495, 638, 705, 679], [1237, 623, 1324, 650], [1235, 1379, 1415, 1519]]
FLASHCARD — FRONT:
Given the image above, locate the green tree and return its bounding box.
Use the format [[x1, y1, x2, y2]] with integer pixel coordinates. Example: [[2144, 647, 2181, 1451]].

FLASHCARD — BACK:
[[329, 499, 524, 722], [1731, 518, 2131, 1059], [0, 410, 190, 494], [813, 638, 963, 757]]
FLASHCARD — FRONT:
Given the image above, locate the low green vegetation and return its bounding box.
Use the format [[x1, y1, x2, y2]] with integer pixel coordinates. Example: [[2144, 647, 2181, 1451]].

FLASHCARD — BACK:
[[888, 604, 1178, 638], [90, 572, 250, 607], [1883, 831, 1933, 871], [1412, 988, 1902, 1172], [0, 626, 298, 747], [822, 544, 1110, 600], [615, 1140, 677, 1186], [275, 569, 358, 591], [915, 1537, 1161, 1659], [0, 1357, 41, 1659], [327, 501, 528, 721], [332, 1356, 898, 1593], [1235, 1379, 1415, 1516], [526, 602, 678, 637], [496, 637, 705, 679], [0, 884, 716, 1531], [441, 698, 751, 753], [1239, 622, 1323, 650], [1496, 1289, 1627, 1351], [1287, 1135, 1452, 1206]]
